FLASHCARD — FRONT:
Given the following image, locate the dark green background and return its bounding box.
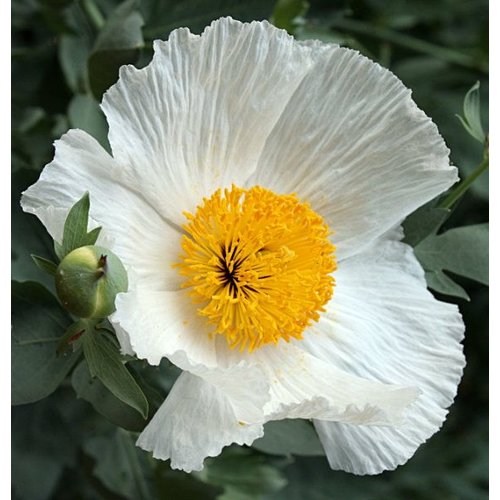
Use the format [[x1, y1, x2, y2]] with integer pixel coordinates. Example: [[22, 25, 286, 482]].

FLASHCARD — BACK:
[[12, 0, 488, 498]]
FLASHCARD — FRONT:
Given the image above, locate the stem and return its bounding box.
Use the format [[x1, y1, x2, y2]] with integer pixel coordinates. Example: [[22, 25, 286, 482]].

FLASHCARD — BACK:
[[329, 18, 488, 73], [80, 0, 105, 31], [439, 155, 489, 209]]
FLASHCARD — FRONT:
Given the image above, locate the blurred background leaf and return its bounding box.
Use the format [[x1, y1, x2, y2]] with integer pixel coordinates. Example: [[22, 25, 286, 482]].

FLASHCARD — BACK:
[[252, 420, 325, 457], [11, 0, 488, 498], [87, 0, 145, 99], [12, 281, 80, 405]]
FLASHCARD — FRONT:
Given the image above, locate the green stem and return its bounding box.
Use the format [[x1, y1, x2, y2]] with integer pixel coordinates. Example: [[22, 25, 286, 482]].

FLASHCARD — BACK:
[[439, 156, 489, 209], [80, 0, 105, 31], [329, 18, 488, 73]]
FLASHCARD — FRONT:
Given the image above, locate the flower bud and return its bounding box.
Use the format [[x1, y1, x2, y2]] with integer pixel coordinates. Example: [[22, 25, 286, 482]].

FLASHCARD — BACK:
[[55, 245, 128, 318]]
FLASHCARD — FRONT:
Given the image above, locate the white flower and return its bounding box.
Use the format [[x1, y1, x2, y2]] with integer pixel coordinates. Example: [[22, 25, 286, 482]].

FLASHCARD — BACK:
[[21, 17, 465, 475]]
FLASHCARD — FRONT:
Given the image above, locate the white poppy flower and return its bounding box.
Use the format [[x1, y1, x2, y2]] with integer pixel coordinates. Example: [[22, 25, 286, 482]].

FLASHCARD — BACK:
[[21, 17, 465, 475]]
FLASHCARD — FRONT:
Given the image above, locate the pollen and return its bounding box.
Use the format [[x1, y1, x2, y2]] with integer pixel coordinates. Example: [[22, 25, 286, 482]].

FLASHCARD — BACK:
[[177, 185, 336, 352]]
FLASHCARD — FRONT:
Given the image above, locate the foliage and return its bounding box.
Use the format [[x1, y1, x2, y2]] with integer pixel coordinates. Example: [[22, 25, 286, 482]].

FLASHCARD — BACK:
[[11, 0, 488, 498], [12, 281, 79, 405]]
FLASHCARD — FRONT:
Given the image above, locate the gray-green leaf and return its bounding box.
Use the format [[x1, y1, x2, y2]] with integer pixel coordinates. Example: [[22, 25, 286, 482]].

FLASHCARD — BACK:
[[252, 420, 325, 457], [72, 361, 144, 431], [12, 169, 56, 289], [271, 0, 309, 34], [415, 223, 488, 287], [82, 327, 149, 419], [68, 94, 110, 151], [141, 0, 273, 39], [456, 81, 486, 143], [196, 448, 287, 497], [58, 34, 91, 94], [425, 270, 470, 301], [83, 429, 154, 500], [403, 202, 450, 247], [88, 0, 145, 99], [12, 281, 79, 405]]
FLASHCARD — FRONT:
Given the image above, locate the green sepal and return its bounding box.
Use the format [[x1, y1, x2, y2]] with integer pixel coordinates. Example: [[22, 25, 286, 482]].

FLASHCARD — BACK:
[[54, 240, 64, 261], [55, 245, 128, 318], [82, 325, 149, 419], [31, 254, 58, 276], [57, 192, 103, 260], [57, 319, 88, 356]]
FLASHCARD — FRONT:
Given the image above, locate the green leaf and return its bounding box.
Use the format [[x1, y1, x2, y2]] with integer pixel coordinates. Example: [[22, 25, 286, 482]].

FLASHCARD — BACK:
[[12, 394, 83, 500], [82, 327, 149, 418], [196, 448, 287, 497], [252, 420, 325, 457], [72, 361, 145, 431], [414, 223, 488, 286], [403, 202, 450, 247], [60, 192, 102, 258], [141, 0, 273, 38], [84, 429, 154, 500], [156, 463, 222, 500], [424, 270, 470, 301], [31, 254, 58, 276], [12, 281, 79, 405], [12, 169, 56, 289], [59, 35, 91, 93], [88, 0, 144, 99], [456, 81, 486, 143], [68, 94, 110, 151], [271, 0, 309, 34], [267, 456, 389, 500]]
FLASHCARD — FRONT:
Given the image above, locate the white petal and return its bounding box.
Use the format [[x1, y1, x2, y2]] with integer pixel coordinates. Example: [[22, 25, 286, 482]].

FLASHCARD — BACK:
[[249, 46, 458, 259], [21, 129, 183, 291], [137, 371, 263, 472], [302, 237, 465, 474], [113, 288, 270, 421], [111, 322, 135, 356], [113, 288, 217, 368], [217, 340, 418, 425], [259, 345, 419, 424], [101, 18, 319, 225]]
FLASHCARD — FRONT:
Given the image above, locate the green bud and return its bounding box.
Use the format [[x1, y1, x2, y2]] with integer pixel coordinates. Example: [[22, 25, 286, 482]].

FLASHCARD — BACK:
[[55, 245, 128, 318]]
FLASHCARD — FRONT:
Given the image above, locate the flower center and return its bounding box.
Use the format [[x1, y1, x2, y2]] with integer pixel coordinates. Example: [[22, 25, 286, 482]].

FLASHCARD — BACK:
[[177, 185, 336, 351]]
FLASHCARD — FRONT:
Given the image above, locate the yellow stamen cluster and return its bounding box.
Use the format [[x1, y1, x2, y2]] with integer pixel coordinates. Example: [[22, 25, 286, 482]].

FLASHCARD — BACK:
[[177, 185, 336, 351]]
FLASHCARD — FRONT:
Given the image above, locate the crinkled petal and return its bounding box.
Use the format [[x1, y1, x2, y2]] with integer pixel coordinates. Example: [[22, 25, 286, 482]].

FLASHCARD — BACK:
[[249, 45, 458, 259], [101, 17, 319, 225], [112, 322, 135, 356], [113, 288, 217, 368], [217, 340, 419, 425], [114, 288, 270, 421], [137, 371, 263, 472], [301, 238, 465, 474], [21, 129, 183, 291]]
